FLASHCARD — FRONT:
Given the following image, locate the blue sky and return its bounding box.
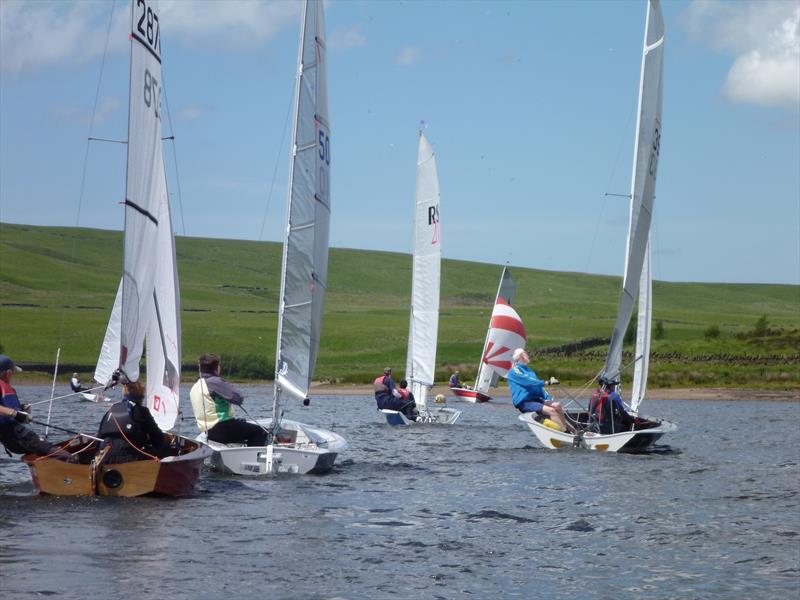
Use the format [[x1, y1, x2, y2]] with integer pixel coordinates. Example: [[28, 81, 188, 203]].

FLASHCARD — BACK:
[[1, 0, 798, 285]]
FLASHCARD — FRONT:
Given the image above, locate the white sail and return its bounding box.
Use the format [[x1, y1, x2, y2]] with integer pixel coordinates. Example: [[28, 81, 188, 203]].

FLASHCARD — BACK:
[[602, 0, 663, 383], [475, 267, 516, 392], [631, 240, 652, 412], [273, 0, 330, 412], [95, 279, 122, 386], [482, 300, 526, 379], [405, 131, 441, 408], [145, 189, 181, 430], [119, 0, 169, 383]]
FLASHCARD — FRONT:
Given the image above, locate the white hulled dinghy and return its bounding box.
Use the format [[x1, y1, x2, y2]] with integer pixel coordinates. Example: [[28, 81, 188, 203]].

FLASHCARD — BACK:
[[23, 0, 210, 496], [450, 267, 517, 402], [198, 0, 345, 473], [520, 0, 676, 452], [381, 131, 460, 426]]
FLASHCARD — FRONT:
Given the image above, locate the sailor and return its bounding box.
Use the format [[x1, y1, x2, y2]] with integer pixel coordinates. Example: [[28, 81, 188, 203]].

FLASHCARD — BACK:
[[0, 354, 72, 460], [374, 367, 400, 409], [97, 380, 168, 461], [448, 371, 461, 389], [397, 379, 420, 421], [189, 353, 268, 447], [589, 379, 636, 434], [69, 372, 90, 393], [505, 348, 573, 433]]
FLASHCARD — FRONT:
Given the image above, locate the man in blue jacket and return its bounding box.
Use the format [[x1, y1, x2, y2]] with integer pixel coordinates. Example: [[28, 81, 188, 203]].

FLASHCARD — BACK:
[[506, 348, 573, 433]]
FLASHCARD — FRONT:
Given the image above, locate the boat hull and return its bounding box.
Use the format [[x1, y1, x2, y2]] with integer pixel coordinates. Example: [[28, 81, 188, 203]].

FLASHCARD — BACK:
[[450, 387, 491, 402], [380, 406, 462, 426], [518, 412, 676, 453], [198, 418, 346, 476], [22, 434, 211, 497]]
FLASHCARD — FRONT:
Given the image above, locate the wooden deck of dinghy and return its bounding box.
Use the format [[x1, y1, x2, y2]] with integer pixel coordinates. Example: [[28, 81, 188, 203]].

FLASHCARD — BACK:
[[23, 434, 209, 497]]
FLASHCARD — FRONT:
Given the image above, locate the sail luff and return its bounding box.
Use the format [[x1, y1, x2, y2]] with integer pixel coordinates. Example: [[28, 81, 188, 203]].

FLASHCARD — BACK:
[[407, 131, 441, 408], [273, 0, 330, 413], [601, 0, 663, 383]]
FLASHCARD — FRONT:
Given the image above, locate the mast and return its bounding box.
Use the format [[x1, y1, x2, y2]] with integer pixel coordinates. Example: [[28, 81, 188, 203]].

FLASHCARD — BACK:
[[272, 0, 331, 425], [406, 131, 441, 408], [601, 0, 664, 384]]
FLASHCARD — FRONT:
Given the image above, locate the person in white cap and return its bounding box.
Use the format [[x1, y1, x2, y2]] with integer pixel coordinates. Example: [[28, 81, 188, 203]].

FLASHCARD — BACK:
[[506, 348, 573, 433]]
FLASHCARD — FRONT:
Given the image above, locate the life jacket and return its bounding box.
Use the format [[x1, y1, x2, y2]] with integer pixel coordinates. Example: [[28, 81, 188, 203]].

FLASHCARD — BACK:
[[589, 389, 608, 424], [97, 400, 147, 448], [397, 387, 410, 401], [373, 376, 389, 394], [0, 379, 21, 426]]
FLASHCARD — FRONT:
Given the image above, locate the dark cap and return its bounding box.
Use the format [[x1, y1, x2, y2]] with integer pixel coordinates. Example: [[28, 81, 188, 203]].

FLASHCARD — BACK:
[[0, 355, 22, 373]]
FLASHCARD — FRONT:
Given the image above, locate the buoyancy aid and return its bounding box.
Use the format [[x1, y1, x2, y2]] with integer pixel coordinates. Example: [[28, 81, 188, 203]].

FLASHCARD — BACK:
[[397, 387, 410, 401], [373, 375, 389, 394], [0, 379, 22, 426], [98, 401, 147, 447]]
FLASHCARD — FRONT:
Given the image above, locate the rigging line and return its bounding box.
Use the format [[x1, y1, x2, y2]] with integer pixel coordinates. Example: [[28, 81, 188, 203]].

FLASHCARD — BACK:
[[161, 70, 187, 237], [56, 0, 117, 349], [258, 88, 295, 241]]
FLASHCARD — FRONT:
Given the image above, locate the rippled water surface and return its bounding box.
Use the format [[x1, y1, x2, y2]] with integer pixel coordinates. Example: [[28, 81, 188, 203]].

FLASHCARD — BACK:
[[1, 386, 798, 599]]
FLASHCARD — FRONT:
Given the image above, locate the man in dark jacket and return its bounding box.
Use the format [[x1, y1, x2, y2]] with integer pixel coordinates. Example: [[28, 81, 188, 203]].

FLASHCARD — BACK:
[[97, 381, 168, 461]]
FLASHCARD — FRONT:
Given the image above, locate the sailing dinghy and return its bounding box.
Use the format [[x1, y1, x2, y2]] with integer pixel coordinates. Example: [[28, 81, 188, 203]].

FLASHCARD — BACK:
[[450, 267, 517, 402], [520, 0, 676, 452], [23, 0, 211, 496], [381, 131, 461, 426], [197, 0, 346, 474]]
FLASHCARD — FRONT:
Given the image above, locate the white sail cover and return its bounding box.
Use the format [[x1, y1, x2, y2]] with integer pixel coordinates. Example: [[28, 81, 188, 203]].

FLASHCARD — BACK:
[[631, 240, 652, 412], [482, 299, 526, 378], [274, 0, 330, 408], [405, 132, 441, 408], [120, 0, 169, 383], [145, 190, 181, 430], [475, 267, 516, 392], [602, 0, 663, 383]]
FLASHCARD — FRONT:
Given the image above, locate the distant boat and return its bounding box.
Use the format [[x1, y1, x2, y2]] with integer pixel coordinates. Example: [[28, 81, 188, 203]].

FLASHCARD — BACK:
[[450, 267, 517, 402], [520, 0, 676, 452], [381, 131, 461, 426], [23, 0, 211, 495], [198, 0, 346, 474]]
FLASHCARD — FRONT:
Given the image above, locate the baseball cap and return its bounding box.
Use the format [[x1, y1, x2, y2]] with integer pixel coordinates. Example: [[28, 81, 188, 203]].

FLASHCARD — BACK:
[[0, 355, 23, 373]]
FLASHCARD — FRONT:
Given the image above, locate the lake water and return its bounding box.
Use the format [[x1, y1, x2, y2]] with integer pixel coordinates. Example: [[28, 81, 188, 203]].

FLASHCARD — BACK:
[[1, 385, 798, 599]]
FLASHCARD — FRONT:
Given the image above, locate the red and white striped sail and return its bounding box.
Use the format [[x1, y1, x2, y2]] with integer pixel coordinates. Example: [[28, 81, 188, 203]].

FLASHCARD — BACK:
[[482, 299, 526, 378]]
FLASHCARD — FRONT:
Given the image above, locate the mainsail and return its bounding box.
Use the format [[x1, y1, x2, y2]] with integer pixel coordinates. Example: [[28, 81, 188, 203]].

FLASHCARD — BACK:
[[273, 0, 330, 413], [475, 267, 516, 392], [95, 0, 180, 429], [601, 0, 664, 384], [406, 131, 441, 408], [482, 299, 526, 379]]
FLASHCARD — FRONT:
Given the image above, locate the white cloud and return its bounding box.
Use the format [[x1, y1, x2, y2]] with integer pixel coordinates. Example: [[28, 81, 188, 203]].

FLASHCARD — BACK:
[[328, 26, 367, 51], [395, 46, 422, 66], [175, 105, 207, 121], [0, 1, 127, 76], [160, 0, 300, 50], [48, 95, 122, 125], [683, 0, 800, 108], [0, 1, 301, 77]]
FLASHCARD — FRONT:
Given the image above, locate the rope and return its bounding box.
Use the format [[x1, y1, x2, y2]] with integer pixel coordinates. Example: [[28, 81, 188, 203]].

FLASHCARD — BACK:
[[109, 410, 159, 461], [258, 88, 294, 241], [28, 385, 108, 406], [160, 70, 187, 237]]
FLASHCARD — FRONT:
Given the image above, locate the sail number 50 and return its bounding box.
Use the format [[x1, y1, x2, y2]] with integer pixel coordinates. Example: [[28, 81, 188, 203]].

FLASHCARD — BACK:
[[318, 131, 330, 165]]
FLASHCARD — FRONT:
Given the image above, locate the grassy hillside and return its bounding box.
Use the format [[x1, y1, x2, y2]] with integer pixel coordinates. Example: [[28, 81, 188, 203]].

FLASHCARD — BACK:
[[1, 222, 798, 388]]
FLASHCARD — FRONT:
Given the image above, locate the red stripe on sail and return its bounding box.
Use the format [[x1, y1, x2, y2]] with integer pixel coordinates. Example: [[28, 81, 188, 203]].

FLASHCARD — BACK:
[[490, 315, 526, 338], [482, 342, 509, 362], [496, 298, 509, 306]]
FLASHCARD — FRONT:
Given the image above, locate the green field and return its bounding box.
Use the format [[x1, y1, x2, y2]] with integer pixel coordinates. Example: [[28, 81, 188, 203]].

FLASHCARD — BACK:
[[1, 222, 798, 388]]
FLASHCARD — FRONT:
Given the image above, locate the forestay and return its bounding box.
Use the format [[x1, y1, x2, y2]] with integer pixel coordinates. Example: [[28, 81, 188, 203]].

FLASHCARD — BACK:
[[601, 0, 663, 384], [475, 267, 516, 392], [482, 299, 526, 379], [406, 132, 441, 407], [273, 0, 331, 413]]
